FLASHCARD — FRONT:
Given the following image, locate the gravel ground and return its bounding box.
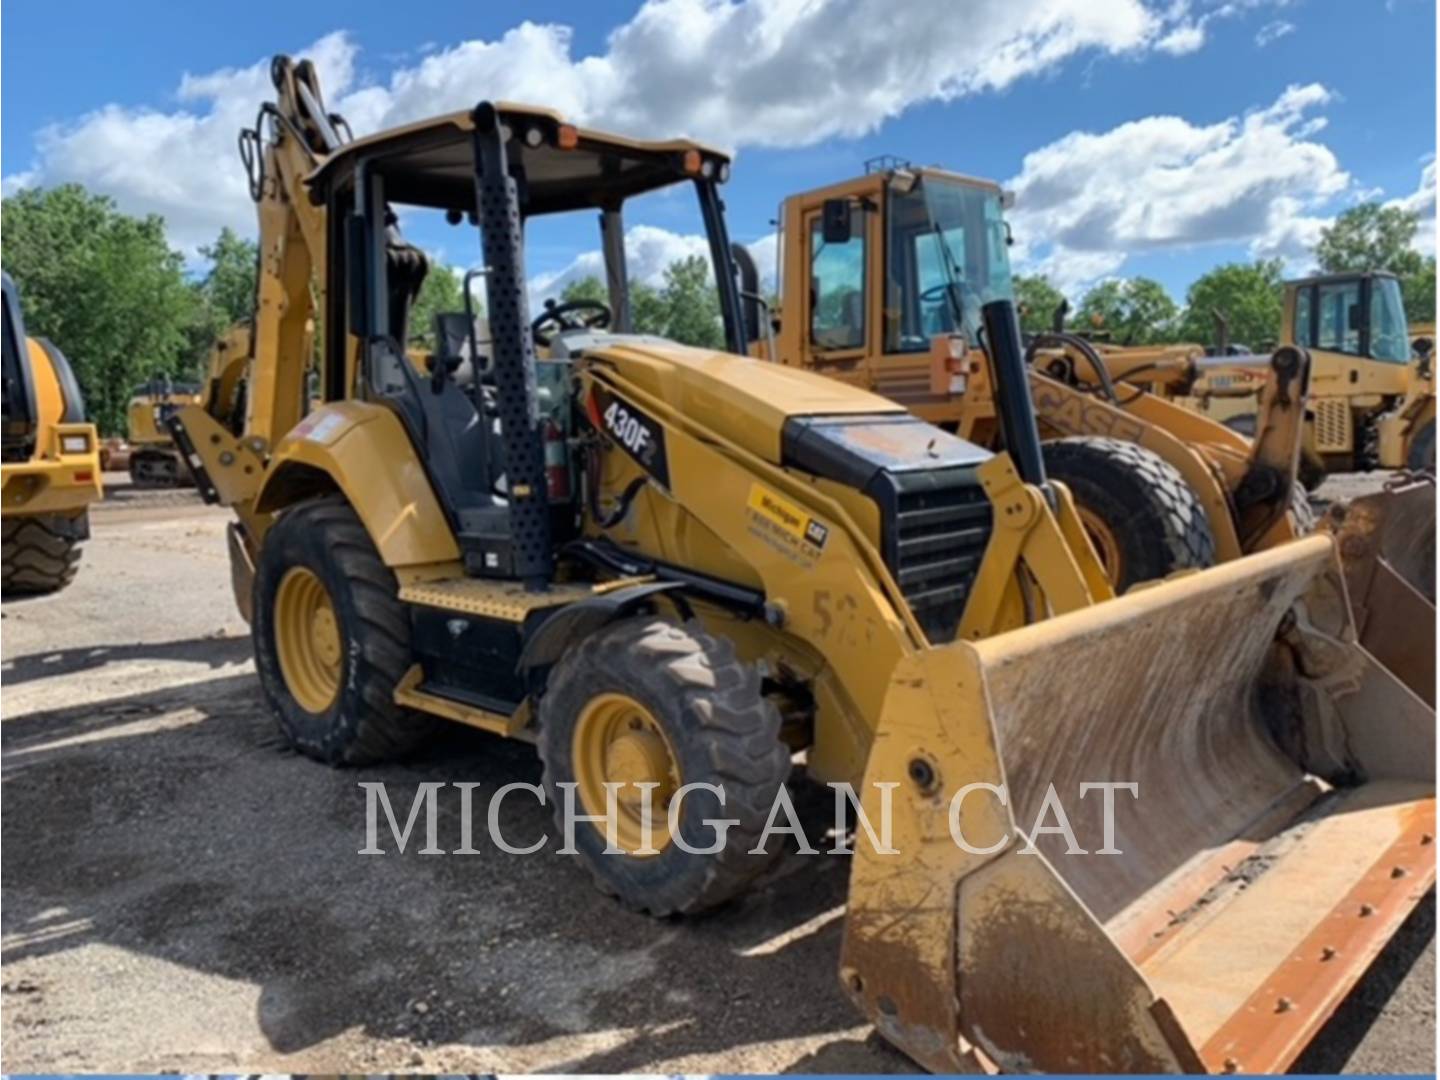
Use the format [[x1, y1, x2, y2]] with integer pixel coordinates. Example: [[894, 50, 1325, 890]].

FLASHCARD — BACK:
[[0, 472, 1433, 1074]]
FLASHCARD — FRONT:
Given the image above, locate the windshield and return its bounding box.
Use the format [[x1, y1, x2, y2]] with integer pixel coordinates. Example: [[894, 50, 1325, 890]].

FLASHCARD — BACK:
[[885, 175, 1014, 353], [1369, 276, 1410, 363]]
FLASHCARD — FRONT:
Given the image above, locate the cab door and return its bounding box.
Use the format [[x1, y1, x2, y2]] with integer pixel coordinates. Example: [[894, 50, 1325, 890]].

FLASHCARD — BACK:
[[798, 198, 876, 393]]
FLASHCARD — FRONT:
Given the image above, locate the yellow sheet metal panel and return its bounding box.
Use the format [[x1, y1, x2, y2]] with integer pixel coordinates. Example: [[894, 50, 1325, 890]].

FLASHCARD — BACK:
[[255, 401, 459, 568], [595, 340, 903, 464]]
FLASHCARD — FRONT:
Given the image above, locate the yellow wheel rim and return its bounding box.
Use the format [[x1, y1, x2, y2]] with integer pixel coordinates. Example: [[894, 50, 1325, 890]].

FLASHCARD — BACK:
[[274, 566, 342, 713], [572, 692, 681, 856], [1077, 505, 1124, 587]]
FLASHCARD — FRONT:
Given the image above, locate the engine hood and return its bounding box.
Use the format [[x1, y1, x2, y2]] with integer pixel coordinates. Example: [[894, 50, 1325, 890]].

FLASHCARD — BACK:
[[568, 334, 904, 465]]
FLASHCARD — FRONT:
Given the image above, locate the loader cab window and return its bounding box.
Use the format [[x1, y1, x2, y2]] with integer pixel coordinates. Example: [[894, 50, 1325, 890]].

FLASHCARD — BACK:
[[885, 176, 1014, 353], [810, 211, 868, 350], [1314, 279, 1363, 357], [1368, 276, 1410, 362]]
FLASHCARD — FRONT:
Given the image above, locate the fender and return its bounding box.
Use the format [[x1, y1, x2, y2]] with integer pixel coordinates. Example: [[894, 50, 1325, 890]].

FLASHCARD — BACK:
[[517, 581, 685, 671], [255, 401, 460, 568]]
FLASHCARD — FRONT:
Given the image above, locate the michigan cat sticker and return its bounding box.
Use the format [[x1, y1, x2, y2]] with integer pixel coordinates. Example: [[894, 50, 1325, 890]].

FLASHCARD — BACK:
[[747, 483, 829, 566], [590, 385, 670, 487]]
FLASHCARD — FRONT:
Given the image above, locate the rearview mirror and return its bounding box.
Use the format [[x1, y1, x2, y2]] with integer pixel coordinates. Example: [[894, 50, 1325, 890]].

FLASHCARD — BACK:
[[821, 198, 852, 245]]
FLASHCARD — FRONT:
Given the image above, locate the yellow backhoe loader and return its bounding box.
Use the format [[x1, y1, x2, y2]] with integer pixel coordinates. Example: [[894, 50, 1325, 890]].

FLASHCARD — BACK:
[[126, 376, 204, 486], [173, 57, 1433, 1074], [1, 271, 103, 595], [748, 164, 1314, 594], [125, 324, 254, 487]]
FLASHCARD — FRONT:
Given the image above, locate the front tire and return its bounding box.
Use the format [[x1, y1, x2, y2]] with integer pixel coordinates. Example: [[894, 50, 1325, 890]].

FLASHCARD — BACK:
[[1042, 437, 1216, 592], [1, 512, 86, 597], [537, 617, 792, 916], [252, 496, 436, 765]]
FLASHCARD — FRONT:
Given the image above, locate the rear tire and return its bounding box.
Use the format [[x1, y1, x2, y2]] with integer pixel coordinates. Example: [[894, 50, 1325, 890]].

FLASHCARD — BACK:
[[1042, 437, 1216, 592], [537, 617, 792, 916], [1, 513, 85, 597], [1407, 418, 1435, 473], [252, 496, 437, 765]]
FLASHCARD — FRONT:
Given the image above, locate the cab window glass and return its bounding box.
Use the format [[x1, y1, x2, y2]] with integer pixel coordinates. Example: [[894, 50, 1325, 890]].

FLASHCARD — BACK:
[[1316, 279, 1362, 355], [1293, 287, 1314, 347], [810, 212, 867, 350], [1368, 276, 1410, 363]]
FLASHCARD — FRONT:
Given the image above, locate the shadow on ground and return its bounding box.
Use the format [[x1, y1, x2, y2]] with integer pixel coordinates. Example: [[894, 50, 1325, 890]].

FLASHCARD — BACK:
[[1, 631, 1432, 1073]]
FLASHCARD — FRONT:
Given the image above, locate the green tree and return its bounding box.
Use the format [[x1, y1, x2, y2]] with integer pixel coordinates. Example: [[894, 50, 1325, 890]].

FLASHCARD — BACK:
[[560, 276, 608, 305], [1014, 273, 1067, 334], [1176, 259, 1285, 350], [1315, 203, 1423, 276], [198, 227, 258, 325], [1402, 256, 1436, 327], [557, 260, 722, 348], [659, 255, 724, 349], [408, 262, 465, 346], [2, 184, 202, 433], [1074, 276, 1179, 345], [1314, 202, 1434, 323]]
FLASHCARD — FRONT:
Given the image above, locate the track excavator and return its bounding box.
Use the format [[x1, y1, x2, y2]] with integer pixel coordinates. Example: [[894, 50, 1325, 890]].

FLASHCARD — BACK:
[[174, 57, 1434, 1074], [1, 270, 103, 595], [751, 164, 1315, 594]]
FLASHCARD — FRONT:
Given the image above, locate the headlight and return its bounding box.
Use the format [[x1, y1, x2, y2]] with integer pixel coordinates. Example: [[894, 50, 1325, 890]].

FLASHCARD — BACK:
[[61, 434, 91, 455]]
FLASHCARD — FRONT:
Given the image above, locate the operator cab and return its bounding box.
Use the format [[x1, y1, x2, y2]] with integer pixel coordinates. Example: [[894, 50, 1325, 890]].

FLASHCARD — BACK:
[[307, 105, 744, 582], [1286, 270, 1412, 365]]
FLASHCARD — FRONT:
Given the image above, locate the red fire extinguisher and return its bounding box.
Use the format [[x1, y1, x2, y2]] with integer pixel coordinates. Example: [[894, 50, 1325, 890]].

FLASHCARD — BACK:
[[544, 418, 571, 501]]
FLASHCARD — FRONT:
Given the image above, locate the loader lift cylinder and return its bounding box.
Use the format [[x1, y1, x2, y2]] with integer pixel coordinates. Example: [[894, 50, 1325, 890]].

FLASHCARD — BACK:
[[982, 298, 1049, 490], [472, 101, 553, 591]]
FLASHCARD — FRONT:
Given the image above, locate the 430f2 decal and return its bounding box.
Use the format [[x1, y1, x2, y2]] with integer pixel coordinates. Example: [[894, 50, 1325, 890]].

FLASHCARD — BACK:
[[590, 385, 671, 487]]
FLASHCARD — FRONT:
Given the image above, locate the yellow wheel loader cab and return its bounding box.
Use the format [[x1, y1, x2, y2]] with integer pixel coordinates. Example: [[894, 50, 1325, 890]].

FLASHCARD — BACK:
[[1, 270, 103, 596], [756, 164, 1316, 594], [173, 57, 1435, 1073], [1187, 270, 1436, 479]]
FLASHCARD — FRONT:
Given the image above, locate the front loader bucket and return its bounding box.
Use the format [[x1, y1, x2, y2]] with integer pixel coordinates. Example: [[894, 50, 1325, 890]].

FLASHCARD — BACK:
[[1324, 478, 1436, 706], [842, 536, 1434, 1074]]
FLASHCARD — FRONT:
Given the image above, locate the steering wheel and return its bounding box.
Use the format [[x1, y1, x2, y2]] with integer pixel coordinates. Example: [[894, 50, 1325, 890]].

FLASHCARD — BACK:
[[531, 298, 612, 346], [920, 283, 958, 305]]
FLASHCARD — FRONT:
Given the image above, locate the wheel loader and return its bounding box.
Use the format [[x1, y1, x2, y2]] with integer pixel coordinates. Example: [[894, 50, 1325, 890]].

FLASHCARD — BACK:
[[1, 270, 103, 596], [173, 56, 1434, 1074], [748, 164, 1315, 594], [1180, 270, 1435, 479]]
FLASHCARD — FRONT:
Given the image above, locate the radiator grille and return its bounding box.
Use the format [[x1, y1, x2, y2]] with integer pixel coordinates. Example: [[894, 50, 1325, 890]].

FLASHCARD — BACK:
[[1313, 397, 1352, 452], [888, 474, 993, 644]]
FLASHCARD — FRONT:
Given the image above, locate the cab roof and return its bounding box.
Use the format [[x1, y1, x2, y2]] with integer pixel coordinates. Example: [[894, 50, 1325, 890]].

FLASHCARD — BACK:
[[306, 103, 730, 216]]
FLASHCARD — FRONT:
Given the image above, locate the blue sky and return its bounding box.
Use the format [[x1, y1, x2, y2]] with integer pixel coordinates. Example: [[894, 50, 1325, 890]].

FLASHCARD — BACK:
[[3, 0, 1435, 302]]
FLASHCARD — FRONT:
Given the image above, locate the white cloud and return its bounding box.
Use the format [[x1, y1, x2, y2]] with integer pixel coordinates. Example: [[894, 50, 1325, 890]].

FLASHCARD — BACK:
[[1009, 83, 1351, 292], [1386, 158, 1437, 257], [1254, 19, 1296, 46], [529, 224, 776, 301], [1155, 22, 1207, 54], [4, 0, 1220, 257]]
